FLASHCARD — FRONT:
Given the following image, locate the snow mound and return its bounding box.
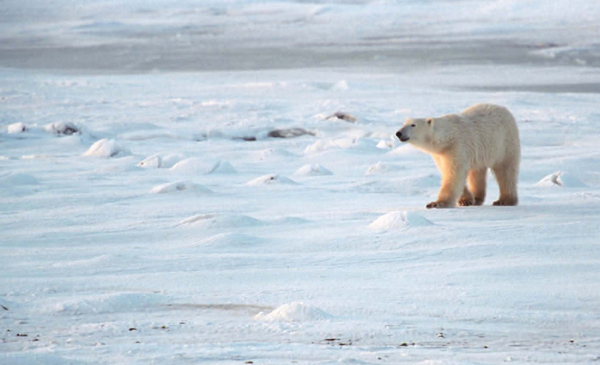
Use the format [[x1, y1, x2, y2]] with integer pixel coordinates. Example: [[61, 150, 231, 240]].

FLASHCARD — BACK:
[[304, 139, 340, 154], [334, 138, 377, 151], [7, 122, 27, 133], [161, 154, 186, 168], [254, 302, 332, 322], [536, 171, 587, 188], [332, 80, 349, 91], [177, 213, 263, 228], [267, 128, 314, 139], [257, 148, 296, 161], [118, 130, 185, 141], [191, 233, 263, 249], [207, 160, 237, 174], [368, 211, 434, 231], [0, 173, 39, 186], [44, 121, 79, 135], [325, 111, 356, 122], [365, 162, 403, 176], [377, 136, 399, 149], [270, 216, 311, 225], [246, 174, 297, 186], [170, 157, 233, 174], [294, 164, 333, 176], [83, 139, 130, 158], [388, 145, 425, 157], [137, 154, 187, 169], [170, 157, 212, 174], [376, 140, 392, 149], [151, 181, 211, 194], [305, 138, 378, 154], [46, 292, 163, 315], [137, 155, 162, 168]]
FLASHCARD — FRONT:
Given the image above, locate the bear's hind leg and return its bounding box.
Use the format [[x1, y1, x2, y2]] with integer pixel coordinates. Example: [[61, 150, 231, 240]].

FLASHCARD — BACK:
[[492, 162, 518, 206], [468, 168, 487, 205]]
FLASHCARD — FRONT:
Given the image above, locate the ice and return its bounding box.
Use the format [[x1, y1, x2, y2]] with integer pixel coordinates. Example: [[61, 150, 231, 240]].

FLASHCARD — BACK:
[[2, 0, 600, 363], [0, 353, 86, 365], [45, 293, 164, 315], [0, 172, 38, 186]]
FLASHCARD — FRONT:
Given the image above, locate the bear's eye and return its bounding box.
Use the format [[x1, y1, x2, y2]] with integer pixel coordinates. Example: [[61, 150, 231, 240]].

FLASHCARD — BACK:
[[411, 124, 416, 127]]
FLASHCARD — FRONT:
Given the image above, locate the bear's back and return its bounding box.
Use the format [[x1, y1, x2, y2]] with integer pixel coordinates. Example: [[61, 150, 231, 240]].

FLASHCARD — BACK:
[[458, 103, 520, 168]]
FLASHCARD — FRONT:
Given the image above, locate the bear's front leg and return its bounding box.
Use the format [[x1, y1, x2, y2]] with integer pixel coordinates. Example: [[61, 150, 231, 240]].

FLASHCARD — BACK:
[[427, 156, 468, 209], [458, 187, 474, 206]]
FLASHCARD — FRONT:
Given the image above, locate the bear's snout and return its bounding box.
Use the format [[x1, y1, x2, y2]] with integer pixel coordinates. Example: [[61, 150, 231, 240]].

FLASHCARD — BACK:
[[396, 130, 410, 142]]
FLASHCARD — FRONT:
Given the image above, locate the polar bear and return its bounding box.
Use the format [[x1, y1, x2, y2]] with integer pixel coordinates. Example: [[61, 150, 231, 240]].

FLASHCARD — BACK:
[[396, 103, 520, 208]]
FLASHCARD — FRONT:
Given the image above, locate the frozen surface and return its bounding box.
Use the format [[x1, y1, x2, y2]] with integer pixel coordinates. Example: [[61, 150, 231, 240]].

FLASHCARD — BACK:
[[2, 1, 600, 364]]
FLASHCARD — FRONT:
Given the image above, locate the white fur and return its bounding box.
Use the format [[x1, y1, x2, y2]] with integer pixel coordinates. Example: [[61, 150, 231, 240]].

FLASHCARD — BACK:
[[397, 103, 520, 208]]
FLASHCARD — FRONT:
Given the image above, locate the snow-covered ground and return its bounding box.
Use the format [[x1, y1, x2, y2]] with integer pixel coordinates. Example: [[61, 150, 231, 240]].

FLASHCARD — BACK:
[[2, 1, 600, 364]]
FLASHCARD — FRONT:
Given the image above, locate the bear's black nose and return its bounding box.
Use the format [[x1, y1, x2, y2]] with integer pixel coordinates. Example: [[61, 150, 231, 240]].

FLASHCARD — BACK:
[[395, 131, 403, 140]]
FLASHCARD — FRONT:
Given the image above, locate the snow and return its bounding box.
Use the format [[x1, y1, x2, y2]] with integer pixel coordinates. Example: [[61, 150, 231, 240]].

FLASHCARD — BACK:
[[191, 233, 265, 250], [0, 172, 39, 186], [294, 164, 334, 176], [176, 214, 263, 229], [368, 211, 434, 231], [137, 154, 162, 169], [536, 171, 588, 188], [169, 157, 213, 174], [246, 174, 297, 186], [83, 139, 130, 158], [207, 161, 237, 174], [365, 162, 403, 176], [2, 0, 600, 364], [150, 181, 210, 194], [7, 122, 27, 134], [254, 302, 333, 322], [44, 122, 79, 136]]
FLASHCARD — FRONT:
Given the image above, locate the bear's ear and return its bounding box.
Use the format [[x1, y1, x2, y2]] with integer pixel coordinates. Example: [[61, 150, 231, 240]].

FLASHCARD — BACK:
[[426, 118, 434, 126]]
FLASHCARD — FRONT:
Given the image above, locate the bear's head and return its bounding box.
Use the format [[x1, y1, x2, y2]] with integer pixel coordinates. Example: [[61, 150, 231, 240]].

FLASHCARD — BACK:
[[396, 115, 455, 153], [396, 117, 434, 145]]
